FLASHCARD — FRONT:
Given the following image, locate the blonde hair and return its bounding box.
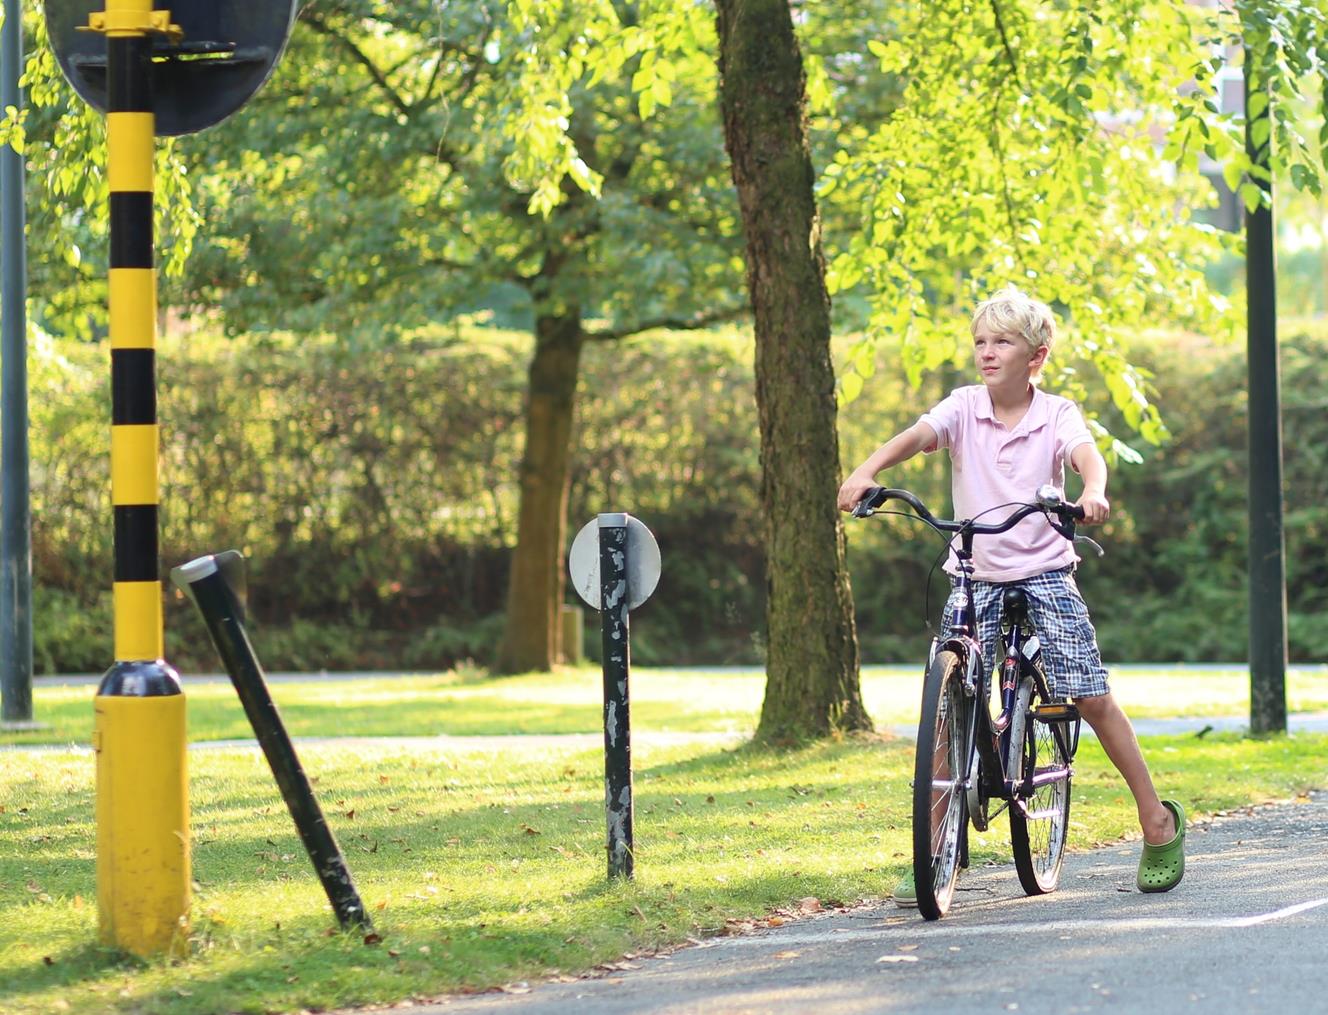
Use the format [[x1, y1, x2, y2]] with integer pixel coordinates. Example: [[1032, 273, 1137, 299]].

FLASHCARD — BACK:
[[970, 286, 1056, 356]]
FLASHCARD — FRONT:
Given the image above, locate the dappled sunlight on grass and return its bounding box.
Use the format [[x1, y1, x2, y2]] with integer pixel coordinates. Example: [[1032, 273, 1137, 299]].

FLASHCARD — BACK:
[[2, 729, 1324, 1014], [6, 665, 1326, 748]]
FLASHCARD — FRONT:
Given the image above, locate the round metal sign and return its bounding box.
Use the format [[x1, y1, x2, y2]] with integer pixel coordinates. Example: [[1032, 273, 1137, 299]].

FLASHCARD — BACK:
[[44, 0, 297, 136], [568, 514, 661, 611]]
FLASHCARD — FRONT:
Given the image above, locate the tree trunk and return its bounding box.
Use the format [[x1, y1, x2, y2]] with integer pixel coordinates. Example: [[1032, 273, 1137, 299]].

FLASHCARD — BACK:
[[715, 0, 869, 740], [494, 309, 583, 673]]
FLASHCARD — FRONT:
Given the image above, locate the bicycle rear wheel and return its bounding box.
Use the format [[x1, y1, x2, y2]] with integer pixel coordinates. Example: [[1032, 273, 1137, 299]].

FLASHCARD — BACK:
[[913, 649, 970, 920], [1009, 679, 1072, 895]]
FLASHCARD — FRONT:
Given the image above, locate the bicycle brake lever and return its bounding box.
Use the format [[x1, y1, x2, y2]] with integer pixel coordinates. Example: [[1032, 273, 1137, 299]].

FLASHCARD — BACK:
[[1045, 511, 1076, 541], [1074, 534, 1105, 558], [851, 486, 887, 518]]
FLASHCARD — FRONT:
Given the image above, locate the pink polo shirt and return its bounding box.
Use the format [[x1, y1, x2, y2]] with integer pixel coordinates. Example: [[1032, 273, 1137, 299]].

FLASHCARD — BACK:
[[919, 385, 1094, 582]]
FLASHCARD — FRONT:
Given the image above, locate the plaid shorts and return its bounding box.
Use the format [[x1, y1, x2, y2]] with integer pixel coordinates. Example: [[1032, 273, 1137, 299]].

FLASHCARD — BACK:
[[941, 566, 1110, 699]]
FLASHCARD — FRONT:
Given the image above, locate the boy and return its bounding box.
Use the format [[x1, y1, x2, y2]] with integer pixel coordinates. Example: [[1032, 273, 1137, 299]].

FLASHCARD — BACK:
[[838, 286, 1185, 902]]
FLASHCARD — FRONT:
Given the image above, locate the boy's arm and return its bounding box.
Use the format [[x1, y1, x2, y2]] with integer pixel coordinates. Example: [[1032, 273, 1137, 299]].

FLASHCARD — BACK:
[[1070, 443, 1110, 524], [837, 421, 938, 512]]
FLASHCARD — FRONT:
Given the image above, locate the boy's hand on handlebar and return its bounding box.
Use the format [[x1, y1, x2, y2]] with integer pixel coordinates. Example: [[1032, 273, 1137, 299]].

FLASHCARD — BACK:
[[838, 473, 878, 513], [1074, 490, 1110, 525]]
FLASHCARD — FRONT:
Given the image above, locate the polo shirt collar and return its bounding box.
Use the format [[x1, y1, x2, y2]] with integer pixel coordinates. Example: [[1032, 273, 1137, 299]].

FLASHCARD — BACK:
[[977, 384, 1049, 435]]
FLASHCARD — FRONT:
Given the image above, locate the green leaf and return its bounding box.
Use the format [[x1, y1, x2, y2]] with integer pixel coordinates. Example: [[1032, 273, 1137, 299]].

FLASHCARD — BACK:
[[1109, 438, 1144, 465], [839, 370, 864, 405], [1250, 116, 1271, 150], [651, 76, 673, 109], [1222, 157, 1244, 192]]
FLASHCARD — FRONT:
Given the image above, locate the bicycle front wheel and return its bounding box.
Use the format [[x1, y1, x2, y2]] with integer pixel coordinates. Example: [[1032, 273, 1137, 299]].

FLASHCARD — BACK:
[[1009, 679, 1072, 895], [913, 649, 970, 920]]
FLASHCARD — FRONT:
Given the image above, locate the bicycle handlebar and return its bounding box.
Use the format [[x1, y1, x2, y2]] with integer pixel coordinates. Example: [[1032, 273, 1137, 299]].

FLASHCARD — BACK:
[[850, 484, 1086, 542]]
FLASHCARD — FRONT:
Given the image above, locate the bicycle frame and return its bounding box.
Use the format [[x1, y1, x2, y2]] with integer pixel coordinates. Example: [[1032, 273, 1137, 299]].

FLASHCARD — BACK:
[[930, 529, 1071, 807], [852, 485, 1084, 803], [927, 531, 1013, 801]]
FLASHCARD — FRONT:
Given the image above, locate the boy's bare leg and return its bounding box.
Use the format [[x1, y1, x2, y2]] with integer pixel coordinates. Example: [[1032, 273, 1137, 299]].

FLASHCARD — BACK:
[[1074, 692, 1176, 845]]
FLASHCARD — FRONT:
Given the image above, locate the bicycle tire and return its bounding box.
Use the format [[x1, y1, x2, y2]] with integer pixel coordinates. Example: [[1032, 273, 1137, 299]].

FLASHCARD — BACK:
[[1005, 674, 1031, 786], [913, 649, 970, 920], [1008, 677, 1072, 895]]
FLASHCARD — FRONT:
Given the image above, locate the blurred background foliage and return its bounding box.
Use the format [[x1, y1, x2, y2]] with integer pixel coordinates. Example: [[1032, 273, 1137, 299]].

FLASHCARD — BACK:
[[14, 0, 1328, 679], [28, 317, 1328, 673]]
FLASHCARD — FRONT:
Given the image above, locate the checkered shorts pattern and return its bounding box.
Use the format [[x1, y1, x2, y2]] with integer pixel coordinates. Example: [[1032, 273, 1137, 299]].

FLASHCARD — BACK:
[[941, 566, 1110, 700]]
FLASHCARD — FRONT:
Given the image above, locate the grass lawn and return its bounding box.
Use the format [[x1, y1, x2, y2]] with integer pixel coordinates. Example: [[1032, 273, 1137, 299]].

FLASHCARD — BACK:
[[4, 664, 1327, 746], [1, 727, 1325, 1014]]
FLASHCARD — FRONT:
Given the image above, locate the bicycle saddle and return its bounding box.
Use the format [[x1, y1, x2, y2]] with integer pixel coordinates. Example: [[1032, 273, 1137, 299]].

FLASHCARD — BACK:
[[1002, 587, 1029, 625]]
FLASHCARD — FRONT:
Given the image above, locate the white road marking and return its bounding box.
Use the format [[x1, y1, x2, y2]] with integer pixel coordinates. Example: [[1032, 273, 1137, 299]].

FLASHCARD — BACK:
[[1228, 897, 1328, 926], [706, 898, 1328, 948]]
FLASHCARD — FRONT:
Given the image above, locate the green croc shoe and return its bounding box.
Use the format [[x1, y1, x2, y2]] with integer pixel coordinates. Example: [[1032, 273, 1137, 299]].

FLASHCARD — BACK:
[[1137, 799, 1186, 893], [892, 869, 918, 908]]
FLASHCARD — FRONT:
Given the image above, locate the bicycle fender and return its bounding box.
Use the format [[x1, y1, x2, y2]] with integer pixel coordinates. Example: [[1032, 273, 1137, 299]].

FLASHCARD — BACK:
[[935, 635, 984, 696]]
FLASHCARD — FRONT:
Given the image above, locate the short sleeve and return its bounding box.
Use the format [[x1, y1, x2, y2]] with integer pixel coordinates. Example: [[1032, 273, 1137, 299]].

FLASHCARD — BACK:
[[918, 391, 965, 453], [1056, 401, 1094, 470]]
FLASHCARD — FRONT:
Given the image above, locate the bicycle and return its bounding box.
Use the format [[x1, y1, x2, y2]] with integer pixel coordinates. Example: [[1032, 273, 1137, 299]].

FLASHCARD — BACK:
[[851, 484, 1103, 920]]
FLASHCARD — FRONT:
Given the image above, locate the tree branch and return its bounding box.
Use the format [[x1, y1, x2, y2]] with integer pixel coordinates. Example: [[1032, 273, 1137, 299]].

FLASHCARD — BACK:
[[585, 304, 750, 342], [301, 12, 413, 118], [418, 253, 482, 272], [301, 12, 487, 174], [986, 2, 1029, 270], [988, 0, 1028, 94], [452, 18, 497, 103]]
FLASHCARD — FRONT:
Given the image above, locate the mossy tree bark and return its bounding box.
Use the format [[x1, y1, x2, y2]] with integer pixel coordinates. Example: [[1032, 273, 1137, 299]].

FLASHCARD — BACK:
[[715, 0, 870, 740]]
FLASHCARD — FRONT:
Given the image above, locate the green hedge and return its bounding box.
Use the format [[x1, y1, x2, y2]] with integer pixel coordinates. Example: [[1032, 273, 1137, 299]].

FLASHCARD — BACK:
[[28, 322, 1328, 672], [31, 327, 765, 672]]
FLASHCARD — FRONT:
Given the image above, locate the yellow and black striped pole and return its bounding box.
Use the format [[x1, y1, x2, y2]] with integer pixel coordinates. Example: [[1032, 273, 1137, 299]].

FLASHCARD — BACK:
[[88, 0, 189, 957]]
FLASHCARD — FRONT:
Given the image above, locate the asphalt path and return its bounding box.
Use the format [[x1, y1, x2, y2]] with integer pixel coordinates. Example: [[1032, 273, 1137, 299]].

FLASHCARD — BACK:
[[401, 792, 1328, 1015]]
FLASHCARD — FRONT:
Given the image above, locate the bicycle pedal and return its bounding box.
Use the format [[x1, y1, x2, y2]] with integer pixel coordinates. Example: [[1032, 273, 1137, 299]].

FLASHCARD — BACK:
[[1032, 702, 1079, 723]]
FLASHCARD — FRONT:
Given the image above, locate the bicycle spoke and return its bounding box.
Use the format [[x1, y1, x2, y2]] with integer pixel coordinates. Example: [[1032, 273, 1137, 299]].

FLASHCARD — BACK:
[[1010, 683, 1072, 896]]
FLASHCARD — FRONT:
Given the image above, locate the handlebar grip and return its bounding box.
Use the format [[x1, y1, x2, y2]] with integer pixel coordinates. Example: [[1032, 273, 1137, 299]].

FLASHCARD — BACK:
[[851, 486, 887, 517]]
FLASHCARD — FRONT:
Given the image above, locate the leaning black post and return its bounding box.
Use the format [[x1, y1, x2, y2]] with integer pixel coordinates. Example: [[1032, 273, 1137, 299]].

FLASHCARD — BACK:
[[598, 514, 633, 879], [170, 551, 370, 930]]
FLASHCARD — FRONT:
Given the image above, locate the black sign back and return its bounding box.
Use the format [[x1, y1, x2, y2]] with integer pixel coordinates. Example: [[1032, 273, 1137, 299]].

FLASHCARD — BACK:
[[45, 0, 297, 136]]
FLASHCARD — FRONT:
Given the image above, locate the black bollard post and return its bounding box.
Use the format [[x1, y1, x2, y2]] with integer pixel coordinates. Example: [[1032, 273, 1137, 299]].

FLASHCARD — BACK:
[[599, 515, 633, 880], [170, 551, 370, 930], [570, 512, 659, 881]]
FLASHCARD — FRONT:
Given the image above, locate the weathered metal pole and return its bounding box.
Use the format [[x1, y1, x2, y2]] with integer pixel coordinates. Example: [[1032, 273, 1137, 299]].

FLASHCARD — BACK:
[[0, 0, 33, 725], [599, 514, 633, 879], [172, 552, 370, 929], [1243, 53, 1288, 736]]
